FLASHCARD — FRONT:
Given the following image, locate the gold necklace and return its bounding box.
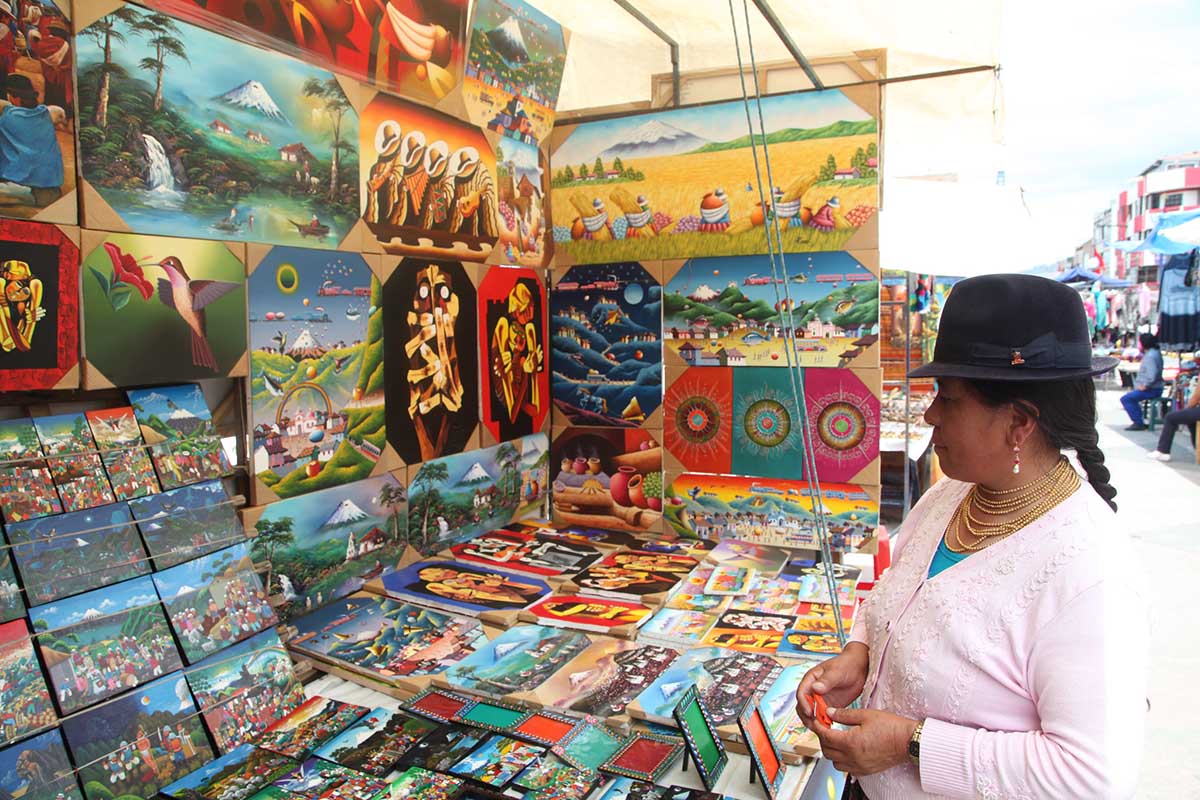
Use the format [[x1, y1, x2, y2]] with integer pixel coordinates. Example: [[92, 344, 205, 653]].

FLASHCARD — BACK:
[[961, 462, 1077, 533], [971, 459, 1070, 511], [946, 460, 1080, 553]]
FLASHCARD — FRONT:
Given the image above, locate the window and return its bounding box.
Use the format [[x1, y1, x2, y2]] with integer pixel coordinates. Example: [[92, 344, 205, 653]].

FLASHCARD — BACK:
[[1138, 265, 1157, 284], [1148, 194, 1161, 210], [1164, 192, 1184, 207]]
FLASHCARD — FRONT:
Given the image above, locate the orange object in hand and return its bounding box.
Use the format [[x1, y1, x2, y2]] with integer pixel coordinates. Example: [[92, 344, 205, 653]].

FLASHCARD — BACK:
[[807, 693, 833, 727]]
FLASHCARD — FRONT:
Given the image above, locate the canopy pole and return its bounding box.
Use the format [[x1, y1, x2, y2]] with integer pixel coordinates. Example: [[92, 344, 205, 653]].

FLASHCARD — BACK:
[[611, 0, 680, 106], [749, 0, 825, 90]]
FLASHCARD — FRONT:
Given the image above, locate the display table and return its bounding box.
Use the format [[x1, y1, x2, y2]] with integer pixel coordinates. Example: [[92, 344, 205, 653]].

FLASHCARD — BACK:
[[880, 422, 934, 462]]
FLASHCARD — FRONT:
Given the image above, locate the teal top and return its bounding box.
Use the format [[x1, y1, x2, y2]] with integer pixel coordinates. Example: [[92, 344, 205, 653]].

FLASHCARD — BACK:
[[927, 536, 970, 578]]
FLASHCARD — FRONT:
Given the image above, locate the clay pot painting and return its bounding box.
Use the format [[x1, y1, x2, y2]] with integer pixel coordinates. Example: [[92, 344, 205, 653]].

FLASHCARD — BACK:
[[609, 465, 637, 507], [627, 474, 647, 509], [551, 428, 663, 533]]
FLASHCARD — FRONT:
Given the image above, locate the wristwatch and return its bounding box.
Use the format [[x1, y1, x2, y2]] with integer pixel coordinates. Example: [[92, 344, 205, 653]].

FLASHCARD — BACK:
[[908, 720, 925, 765]]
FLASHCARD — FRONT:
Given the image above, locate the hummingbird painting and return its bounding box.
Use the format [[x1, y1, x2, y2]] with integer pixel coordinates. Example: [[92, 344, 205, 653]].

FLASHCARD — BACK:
[[155, 256, 241, 371]]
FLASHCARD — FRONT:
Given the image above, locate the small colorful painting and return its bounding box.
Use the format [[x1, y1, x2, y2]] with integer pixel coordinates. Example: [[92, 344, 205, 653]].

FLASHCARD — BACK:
[[630, 647, 781, 727], [449, 735, 543, 788], [800, 367, 881, 483], [33, 412, 115, 511], [777, 631, 842, 660], [571, 550, 694, 601], [551, 428, 663, 533], [394, 723, 485, 773], [665, 474, 877, 551], [701, 610, 793, 654], [551, 262, 663, 427], [372, 559, 551, 617], [256, 696, 370, 759], [791, 602, 856, 635], [706, 540, 790, 574], [129, 479, 246, 569], [314, 707, 439, 777], [533, 638, 678, 718], [129, 384, 228, 490], [513, 753, 598, 799], [523, 594, 651, 632], [449, 529, 603, 577], [0, 220, 79, 389], [161, 742, 297, 800], [758, 662, 825, 756], [551, 89, 879, 263], [0, 728, 82, 800], [464, 0, 566, 143], [0, 619, 55, 745], [29, 574, 181, 715], [495, 139, 551, 266], [81, 233, 247, 386], [60, 671, 215, 800], [270, 756, 388, 800], [152, 542, 277, 664], [0, 417, 61, 522], [288, 593, 486, 682], [440, 624, 590, 698], [663, 253, 879, 368], [0, 549, 21, 622], [638, 608, 717, 650], [479, 266, 549, 443], [704, 565, 752, 596], [86, 407, 161, 501], [248, 474, 407, 622], [77, 4, 359, 247], [6, 502, 149, 604], [381, 766, 462, 800], [360, 94, 498, 261], [554, 721, 625, 772], [405, 433, 550, 553], [787, 562, 861, 607], [185, 629, 305, 753], [384, 259, 479, 465], [249, 247, 386, 500]]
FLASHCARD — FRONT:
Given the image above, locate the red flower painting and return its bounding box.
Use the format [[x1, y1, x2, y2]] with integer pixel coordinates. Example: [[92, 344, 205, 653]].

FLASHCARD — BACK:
[[102, 242, 155, 300]]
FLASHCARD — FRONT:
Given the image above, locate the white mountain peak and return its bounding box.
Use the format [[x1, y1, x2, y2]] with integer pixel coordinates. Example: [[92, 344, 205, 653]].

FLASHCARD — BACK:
[[689, 284, 719, 302], [460, 462, 492, 483], [218, 79, 288, 122], [323, 499, 369, 528]]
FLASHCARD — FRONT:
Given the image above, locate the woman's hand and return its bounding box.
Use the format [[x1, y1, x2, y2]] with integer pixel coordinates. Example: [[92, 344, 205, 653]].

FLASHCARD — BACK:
[[795, 641, 869, 726], [812, 708, 919, 776]]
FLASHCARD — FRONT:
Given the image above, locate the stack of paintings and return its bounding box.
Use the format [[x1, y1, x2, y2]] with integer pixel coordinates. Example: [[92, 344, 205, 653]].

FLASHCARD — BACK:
[[129, 385, 228, 490], [445, 528, 604, 579], [368, 560, 551, 620], [33, 412, 114, 511], [0, 619, 56, 744], [160, 743, 298, 800], [129, 480, 246, 570], [627, 647, 781, 728], [436, 624, 591, 700], [0, 417, 62, 523], [313, 707, 439, 777], [85, 407, 161, 501], [255, 696, 370, 759]]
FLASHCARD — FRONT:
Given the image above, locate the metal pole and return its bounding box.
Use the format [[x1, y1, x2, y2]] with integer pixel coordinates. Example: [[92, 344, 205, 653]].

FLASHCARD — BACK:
[[611, 0, 681, 106], [902, 273, 913, 518], [748, 0, 825, 90]]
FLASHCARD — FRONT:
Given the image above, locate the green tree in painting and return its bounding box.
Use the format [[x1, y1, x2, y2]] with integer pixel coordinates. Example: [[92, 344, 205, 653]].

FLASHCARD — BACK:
[[578, 163, 589, 180], [81, 6, 141, 129], [303, 77, 352, 201], [495, 442, 520, 501], [819, 154, 837, 182], [251, 516, 295, 593], [132, 13, 188, 112], [563, 165, 574, 182], [410, 461, 449, 548], [593, 157, 604, 178], [612, 156, 624, 176], [376, 482, 406, 538]]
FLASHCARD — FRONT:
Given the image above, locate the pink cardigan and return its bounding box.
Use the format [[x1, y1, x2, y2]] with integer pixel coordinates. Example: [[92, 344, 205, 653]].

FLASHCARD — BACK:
[[850, 477, 1148, 799]]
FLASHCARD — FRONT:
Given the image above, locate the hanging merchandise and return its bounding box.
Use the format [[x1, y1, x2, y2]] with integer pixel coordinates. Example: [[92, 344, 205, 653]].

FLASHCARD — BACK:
[[1158, 251, 1200, 352]]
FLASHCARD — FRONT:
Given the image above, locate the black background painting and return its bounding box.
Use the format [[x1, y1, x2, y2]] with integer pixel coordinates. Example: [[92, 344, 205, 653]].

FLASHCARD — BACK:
[[0, 239, 58, 371], [482, 273, 546, 443]]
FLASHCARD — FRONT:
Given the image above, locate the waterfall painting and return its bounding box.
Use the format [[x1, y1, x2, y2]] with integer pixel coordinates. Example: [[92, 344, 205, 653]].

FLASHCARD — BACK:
[[76, 2, 360, 250]]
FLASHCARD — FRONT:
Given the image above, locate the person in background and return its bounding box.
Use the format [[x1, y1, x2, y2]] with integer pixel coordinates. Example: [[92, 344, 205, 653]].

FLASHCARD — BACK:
[[1147, 370, 1200, 461], [1119, 333, 1164, 431]]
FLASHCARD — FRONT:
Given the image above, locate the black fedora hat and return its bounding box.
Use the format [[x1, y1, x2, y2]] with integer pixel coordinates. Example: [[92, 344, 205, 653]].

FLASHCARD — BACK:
[[909, 273, 1119, 382]]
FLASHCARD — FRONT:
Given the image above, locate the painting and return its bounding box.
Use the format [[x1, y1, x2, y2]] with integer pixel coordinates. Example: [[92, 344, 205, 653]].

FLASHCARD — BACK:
[[799, 367, 881, 484], [288, 593, 486, 683], [700, 610, 793, 654], [599, 733, 682, 783], [551, 427, 663, 533], [383, 259, 478, 465], [479, 266, 548, 443], [6, 502, 150, 604], [531, 638, 678, 719], [0, 220, 79, 389], [0, 549, 21, 622], [551, 262, 663, 427], [394, 724, 486, 773], [439, 624, 591, 698], [637, 608, 716, 650], [184, 629, 305, 753], [0, 729, 82, 800], [249, 247, 388, 501], [0, 417, 61, 522], [255, 696, 370, 758], [129, 479, 246, 569], [33, 412, 113, 511], [381, 766, 462, 800], [86, 407, 161, 501], [160, 743, 297, 800], [550, 88, 879, 263], [664, 474, 877, 551], [495, 138, 551, 266], [662, 367, 732, 474], [29, 574, 180, 715], [129, 384, 228, 490], [81, 233, 247, 387], [0, 619, 55, 744], [522, 594, 651, 633], [248, 475, 405, 622], [141, 0, 467, 105], [449, 735, 543, 788], [663, 253, 879, 369], [269, 757, 388, 800], [360, 93, 498, 261], [0, 0, 75, 224], [152, 542, 277, 664], [406, 433, 550, 553], [570, 550, 695, 601], [629, 647, 781, 728], [448, 529, 603, 577], [671, 686, 726, 791], [61, 672, 215, 800], [553, 721, 625, 772], [77, 3, 359, 248], [512, 753, 598, 799], [463, 0, 566, 143], [758, 662, 824, 758], [371, 560, 550, 617], [314, 707, 438, 776]]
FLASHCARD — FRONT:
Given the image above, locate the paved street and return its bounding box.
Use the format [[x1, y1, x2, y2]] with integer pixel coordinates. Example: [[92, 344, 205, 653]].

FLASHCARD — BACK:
[[1094, 387, 1199, 798]]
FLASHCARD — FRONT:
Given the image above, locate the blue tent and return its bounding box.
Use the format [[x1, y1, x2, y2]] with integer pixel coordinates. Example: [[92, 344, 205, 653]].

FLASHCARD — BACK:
[[1053, 267, 1132, 288]]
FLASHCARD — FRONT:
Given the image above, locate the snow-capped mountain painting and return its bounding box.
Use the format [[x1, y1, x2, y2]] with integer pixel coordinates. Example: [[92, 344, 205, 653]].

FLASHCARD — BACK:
[[322, 499, 369, 528], [486, 16, 530, 64], [217, 80, 289, 121], [599, 120, 710, 161]]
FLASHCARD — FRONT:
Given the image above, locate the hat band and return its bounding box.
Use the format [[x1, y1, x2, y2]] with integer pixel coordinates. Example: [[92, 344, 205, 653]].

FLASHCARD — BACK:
[[967, 332, 1090, 371]]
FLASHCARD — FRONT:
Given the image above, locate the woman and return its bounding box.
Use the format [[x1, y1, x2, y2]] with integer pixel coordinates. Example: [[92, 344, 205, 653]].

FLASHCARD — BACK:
[[796, 274, 1148, 798], [1120, 332, 1164, 431], [1147, 370, 1200, 461]]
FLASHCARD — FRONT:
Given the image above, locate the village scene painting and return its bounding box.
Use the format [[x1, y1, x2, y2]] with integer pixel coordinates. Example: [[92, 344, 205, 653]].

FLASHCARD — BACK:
[[129, 384, 228, 490], [0, 619, 55, 745], [664, 252, 880, 369], [495, 138, 550, 267], [551, 89, 878, 262], [551, 262, 663, 427], [249, 248, 386, 500], [77, 3, 359, 247], [129, 480, 246, 569], [0, 729, 83, 800], [33, 411, 115, 511], [462, 0, 567, 144], [0, 417, 62, 523], [248, 474, 407, 622]]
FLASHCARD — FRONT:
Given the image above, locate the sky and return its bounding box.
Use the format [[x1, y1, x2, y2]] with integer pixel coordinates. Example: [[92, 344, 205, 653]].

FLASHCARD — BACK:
[[249, 249, 374, 351], [31, 575, 159, 629], [667, 253, 873, 305], [129, 384, 212, 421], [152, 542, 252, 599]]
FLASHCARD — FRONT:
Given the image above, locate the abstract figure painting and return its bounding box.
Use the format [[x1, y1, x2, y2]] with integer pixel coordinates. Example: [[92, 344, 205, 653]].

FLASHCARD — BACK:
[[551, 262, 663, 427], [360, 94, 498, 261], [551, 88, 879, 263], [248, 246, 387, 500], [0, 220, 79, 390], [77, 3, 360, 248], [551, 427, 663, 533], [480, 266, 549, 443], [384, 259, 479, 465], [81, 232, 247, 387]]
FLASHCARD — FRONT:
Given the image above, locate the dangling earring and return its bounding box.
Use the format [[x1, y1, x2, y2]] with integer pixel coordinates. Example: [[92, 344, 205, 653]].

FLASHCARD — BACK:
[[1012, 444, 1021, 475]]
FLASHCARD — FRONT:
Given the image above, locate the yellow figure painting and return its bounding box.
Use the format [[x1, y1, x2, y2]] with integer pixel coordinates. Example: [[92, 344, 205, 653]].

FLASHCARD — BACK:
[[0, 260, 44, 352]]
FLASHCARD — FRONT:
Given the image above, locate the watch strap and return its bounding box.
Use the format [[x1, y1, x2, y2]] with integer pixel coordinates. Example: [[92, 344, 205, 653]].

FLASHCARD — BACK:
[[908, 719, 925, 765]]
